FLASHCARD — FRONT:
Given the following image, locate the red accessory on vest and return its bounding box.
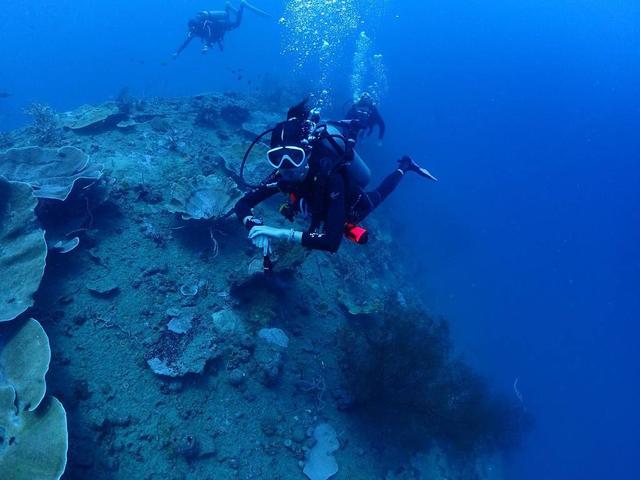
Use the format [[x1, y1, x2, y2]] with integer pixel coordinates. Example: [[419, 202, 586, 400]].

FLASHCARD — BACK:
[[344, 224, 369, 245]]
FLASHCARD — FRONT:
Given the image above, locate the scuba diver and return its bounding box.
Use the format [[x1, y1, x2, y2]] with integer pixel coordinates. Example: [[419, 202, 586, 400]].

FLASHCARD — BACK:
[[345, 92, 386, 143], [235, 99, 437, 264], [174, 1, 269, 57]]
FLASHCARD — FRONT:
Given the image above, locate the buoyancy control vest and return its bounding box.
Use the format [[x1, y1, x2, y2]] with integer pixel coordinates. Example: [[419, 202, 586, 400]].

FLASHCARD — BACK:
[[315, 123, 371, 190]]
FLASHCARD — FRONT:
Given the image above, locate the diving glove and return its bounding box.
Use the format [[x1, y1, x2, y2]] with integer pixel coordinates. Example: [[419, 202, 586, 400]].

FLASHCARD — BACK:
[[243, 215, 263, 231]]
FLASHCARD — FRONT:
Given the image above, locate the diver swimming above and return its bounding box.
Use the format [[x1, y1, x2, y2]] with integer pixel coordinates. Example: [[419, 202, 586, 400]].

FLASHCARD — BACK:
[[173, 1, 269, 57], [345, 92, 386, 143], [234, 99, 437, 265]]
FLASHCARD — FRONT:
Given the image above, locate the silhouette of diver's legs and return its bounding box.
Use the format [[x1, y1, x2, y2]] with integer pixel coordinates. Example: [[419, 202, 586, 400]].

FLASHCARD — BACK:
[[351, 169, 404, 222]]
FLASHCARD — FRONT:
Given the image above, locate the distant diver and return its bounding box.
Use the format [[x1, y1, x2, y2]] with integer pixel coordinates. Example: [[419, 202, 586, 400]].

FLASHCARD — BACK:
[[345, 92, 386, 143], [235, 99, 437, 268], [0, 92, 12, 99], [174, 1, 269, 57]]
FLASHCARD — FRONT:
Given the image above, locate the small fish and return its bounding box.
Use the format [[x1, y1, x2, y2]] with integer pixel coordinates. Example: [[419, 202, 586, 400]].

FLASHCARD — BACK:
[[0, 92, 12, 99]]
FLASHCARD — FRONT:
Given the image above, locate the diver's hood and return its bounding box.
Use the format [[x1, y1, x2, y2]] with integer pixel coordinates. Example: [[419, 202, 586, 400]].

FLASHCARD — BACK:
[[270, 117, 307, 149], [270, 117, 313, 185]]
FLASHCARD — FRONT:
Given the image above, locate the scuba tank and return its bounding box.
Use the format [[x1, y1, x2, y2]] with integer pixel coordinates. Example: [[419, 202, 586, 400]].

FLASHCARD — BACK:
[[318, 123, 371, 189]]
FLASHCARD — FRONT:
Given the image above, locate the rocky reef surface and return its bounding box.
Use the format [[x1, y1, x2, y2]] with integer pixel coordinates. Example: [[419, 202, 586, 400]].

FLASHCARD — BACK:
[[0, 92, 525, 479]]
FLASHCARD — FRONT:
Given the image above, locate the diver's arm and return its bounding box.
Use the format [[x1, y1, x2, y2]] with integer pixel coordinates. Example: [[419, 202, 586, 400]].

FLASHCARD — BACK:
[[175, 32, 194, 56], [247, 176, 345, 253], [234, 185, 279, 228], [300, 174, 346, 253]]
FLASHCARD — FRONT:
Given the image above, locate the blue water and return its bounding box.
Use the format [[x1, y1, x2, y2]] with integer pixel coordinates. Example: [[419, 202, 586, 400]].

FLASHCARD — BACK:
[[2, 1, 639, 479]]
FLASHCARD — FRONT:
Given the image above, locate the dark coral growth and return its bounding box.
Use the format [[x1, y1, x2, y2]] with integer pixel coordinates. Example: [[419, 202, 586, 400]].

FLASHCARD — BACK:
[[24, 102, 62, 146], [195, 106, 218, 128], [0, 131, 13, 149], [340, 306, 533, 454], [220, 104, 251, 126], [115, 87, 144, 115], [193, 96, 221, 128]]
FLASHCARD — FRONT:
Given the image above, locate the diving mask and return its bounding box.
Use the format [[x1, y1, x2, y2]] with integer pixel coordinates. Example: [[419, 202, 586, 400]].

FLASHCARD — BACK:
[[267, 145, 307, 169]]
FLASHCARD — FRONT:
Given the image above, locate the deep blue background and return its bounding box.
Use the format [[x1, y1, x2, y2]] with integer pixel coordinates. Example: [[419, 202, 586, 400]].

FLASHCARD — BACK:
[[1, 1, 639, 479]]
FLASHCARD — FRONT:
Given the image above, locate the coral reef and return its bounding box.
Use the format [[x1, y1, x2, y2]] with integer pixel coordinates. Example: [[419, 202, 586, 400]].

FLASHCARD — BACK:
[[23, 103, 62, 146], [146, 311, 222, 378], [59, 102, 125, 133], [0, 318, 51, 410], [114, 87, 140, 116], [0, 389, 68, 480], [339, 307, 533, 454], [194, 94, 222, 128], [166, 174, 242, 221], [303, 423, 339, 480], [0, 146, 102, 201], [0, 319, 68, 480], [0, 131, 14, 149], [0, 92, 525, 480], [0, 178, 47, 323], [221, 104, 251, 126]]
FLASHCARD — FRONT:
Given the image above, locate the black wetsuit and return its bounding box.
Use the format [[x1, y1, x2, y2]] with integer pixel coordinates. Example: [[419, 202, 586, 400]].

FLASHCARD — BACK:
[[235, 157, 403, 253], [175, 5, 244, 55], [346, 101, 386, 141]]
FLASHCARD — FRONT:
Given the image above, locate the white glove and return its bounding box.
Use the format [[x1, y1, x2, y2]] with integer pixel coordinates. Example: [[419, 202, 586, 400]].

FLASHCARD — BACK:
[[249, 225, 302, 244], [251, 234, 272, 256]]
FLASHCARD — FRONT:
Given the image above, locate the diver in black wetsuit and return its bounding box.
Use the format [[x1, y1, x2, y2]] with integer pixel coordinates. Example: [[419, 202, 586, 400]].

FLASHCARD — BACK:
[[346, 92, 386, 143], [235, 100, 437, 258], [174, 1, 248, 56]]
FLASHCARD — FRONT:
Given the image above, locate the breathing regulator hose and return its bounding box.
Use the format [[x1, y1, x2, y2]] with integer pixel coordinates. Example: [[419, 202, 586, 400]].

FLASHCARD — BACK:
[[239, 128, 274, 189]]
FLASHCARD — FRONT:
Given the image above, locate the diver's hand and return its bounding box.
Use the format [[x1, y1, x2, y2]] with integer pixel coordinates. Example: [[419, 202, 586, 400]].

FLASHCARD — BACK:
[[251, 234, 272, 256], [249, 225, 289, 241], [243, 215, 263, 231], [249, 225, 302, 244]]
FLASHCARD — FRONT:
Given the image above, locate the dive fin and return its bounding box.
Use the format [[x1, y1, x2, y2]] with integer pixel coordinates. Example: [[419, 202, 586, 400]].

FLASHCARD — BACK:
[[242, 0, 271, 18], [398, 156, 438, 181], [417, 166, 438, 182]]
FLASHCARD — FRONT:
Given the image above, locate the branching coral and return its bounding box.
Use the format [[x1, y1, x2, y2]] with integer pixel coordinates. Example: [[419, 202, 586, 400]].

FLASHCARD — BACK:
[[24, 103, 62, 146]]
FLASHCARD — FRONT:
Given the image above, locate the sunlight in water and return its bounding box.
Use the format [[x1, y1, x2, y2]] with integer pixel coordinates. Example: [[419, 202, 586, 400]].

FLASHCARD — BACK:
[[351, 31, 388, 103], [279, 0, 388, 104]]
